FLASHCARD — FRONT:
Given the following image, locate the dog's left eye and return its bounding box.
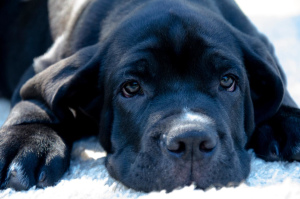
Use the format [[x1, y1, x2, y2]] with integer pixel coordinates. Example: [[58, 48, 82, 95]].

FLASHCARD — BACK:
[[220, 75, 236, 92], [122, 81, 143, 98]]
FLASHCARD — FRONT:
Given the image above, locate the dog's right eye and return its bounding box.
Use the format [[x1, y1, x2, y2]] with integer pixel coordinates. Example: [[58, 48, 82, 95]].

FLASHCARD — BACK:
[[122, 81, 143, 98]]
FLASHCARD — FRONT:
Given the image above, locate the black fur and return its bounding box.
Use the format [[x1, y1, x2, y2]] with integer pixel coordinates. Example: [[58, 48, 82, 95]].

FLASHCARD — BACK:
[[0, 0, 52, 98], [0, 0, 299, 192]]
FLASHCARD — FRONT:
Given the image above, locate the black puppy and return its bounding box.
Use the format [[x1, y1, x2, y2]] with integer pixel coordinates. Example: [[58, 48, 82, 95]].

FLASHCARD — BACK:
[[0, 0, 300, 192]]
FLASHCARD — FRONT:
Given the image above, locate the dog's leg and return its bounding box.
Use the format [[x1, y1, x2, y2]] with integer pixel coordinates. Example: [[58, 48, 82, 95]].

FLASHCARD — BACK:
[[0, 101, 72, 190]]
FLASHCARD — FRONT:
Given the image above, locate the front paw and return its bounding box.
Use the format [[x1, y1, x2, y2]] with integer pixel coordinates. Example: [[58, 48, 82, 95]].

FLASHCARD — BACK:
[[277, 106, 300, 161], [247, 123, 282, 161], [248, 106, 300, 162], [0, 124, 70, 190]]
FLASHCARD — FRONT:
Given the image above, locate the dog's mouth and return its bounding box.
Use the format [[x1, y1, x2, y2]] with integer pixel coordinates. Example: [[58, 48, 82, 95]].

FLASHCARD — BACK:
[[105, 111, 250, 192], [106, 138, 249, 193]]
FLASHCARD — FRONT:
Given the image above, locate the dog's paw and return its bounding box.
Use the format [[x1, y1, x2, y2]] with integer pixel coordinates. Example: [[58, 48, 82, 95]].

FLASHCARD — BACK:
[[248, 106, 300, 162], [0, 124, 70, 190], [247, 123, 282, 161]]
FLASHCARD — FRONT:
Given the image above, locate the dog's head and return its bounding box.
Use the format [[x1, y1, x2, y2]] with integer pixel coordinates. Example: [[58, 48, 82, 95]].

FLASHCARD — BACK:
[[21, 0, 284, 192]]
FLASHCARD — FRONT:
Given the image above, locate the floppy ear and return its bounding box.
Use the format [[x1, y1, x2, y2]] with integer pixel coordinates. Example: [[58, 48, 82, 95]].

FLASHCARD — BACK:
[[241, 37, 284, 125], [20, 44, 114, 151], [20, 45, 103, 124]]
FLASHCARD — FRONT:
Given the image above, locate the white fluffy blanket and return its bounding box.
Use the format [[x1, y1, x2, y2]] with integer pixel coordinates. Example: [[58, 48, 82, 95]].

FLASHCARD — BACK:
[[1, 1, 300, 198]]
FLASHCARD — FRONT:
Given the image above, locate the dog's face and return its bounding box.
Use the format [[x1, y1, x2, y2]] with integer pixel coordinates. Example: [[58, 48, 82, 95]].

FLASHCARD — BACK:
[[98, 2, 254, 192]]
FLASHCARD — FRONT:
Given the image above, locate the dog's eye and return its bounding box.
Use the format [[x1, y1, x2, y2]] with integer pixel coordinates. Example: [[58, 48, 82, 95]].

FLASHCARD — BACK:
[[122, 81, 143, 98], [220, 75, 236, 92]]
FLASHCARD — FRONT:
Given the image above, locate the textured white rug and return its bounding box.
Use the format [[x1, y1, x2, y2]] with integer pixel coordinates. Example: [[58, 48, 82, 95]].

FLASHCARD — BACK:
[[1, 1, 300, 198]]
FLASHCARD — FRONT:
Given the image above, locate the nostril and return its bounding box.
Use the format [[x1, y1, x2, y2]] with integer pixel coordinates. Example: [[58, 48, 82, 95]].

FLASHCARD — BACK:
[[199, 141, 215, 153], [168, 141, 186, 154]]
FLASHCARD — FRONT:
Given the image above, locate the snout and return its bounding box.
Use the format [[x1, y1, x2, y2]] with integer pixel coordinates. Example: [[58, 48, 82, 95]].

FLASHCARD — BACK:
[[163, 130, 218, 160], [161, 110, 218, 161]]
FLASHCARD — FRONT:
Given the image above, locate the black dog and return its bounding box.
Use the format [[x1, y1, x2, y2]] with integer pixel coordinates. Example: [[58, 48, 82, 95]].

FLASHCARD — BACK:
[[0, 0, 300, 192]]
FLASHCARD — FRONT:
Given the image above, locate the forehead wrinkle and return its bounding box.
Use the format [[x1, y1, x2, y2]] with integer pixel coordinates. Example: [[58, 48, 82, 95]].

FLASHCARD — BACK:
[[201, 48, 244, 74], [112, 15, 244, 87], [112, 36, 161, 79], [108, 2, 241, 78], [116, 35, 160, 66], [116, 59, 158, 88]]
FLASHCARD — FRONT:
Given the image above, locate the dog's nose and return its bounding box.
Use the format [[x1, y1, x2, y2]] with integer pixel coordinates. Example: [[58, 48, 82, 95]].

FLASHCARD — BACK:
[[164, 131, 217, 160]]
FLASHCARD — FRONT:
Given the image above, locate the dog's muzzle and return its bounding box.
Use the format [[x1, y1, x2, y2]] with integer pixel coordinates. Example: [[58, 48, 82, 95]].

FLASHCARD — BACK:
[[161, 110, 218, 161]]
